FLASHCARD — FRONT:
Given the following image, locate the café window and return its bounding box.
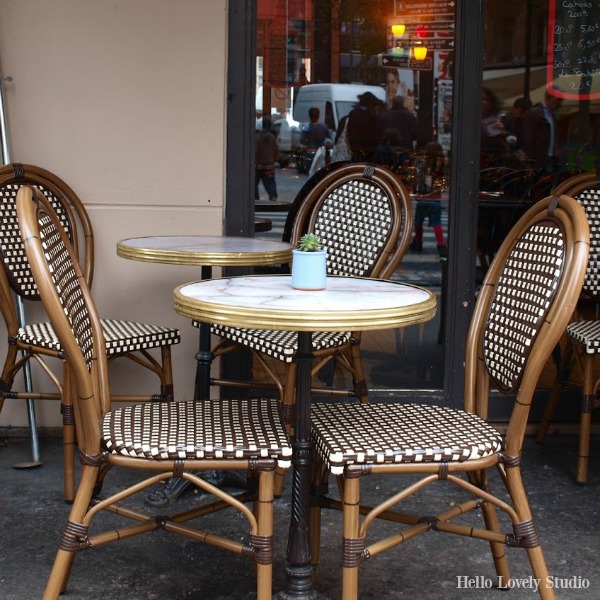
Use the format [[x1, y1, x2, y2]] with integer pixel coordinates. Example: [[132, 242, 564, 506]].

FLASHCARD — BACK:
[[248, 0, 600, 404]]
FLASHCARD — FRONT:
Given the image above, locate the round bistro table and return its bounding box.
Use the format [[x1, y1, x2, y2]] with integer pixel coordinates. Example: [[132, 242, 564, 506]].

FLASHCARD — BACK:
[[117, 235, 293, 401], [174, 274, 436, 599]]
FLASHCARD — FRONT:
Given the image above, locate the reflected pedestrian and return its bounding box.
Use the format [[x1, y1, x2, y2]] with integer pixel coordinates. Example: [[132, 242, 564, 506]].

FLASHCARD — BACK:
[[522, 89, 563, 172], [255, 117, 279, 201], [347, 92, 384, 162]]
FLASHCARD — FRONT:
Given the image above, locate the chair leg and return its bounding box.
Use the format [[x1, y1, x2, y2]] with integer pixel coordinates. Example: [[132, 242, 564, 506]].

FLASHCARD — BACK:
[[577, 355, 594, 484], [503, 467, 555, 600], [43, 465, 98, 599], [0, 342, 20, 413], [536, 342, 572, 444], [273, 364, 297, 497], [61, 363, 76, 503], [473, 471, 511, 586], [348, 337, 368, 404], [341, 476, 361, 600], [309, 462, 329, 580], [535, 379, 562, 444], [255, 468, 275, 600], [160, 345, 174, 401], [309, 502, 322, 581]]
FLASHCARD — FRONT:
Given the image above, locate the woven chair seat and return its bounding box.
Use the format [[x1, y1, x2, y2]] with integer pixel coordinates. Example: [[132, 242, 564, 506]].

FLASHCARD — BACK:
[[205, 322, 351, 363], [102, 397, 292, 465], [311, 402, 503, 475], [18, 318, 180, 355], [566, 320, 600, 354]]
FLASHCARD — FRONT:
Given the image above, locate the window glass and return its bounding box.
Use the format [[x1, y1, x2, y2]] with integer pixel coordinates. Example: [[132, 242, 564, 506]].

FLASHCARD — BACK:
[[253, 0, 600, 396], [478, 1, 600, 276], [255, 0, 452, 393]]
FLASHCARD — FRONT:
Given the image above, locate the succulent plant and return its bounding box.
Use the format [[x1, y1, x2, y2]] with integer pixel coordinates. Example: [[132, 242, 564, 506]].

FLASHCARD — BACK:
[[298, 233, 323, 252]]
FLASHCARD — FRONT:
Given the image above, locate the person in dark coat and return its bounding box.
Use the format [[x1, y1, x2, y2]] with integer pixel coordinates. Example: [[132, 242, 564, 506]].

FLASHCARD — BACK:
[[346, 91, 384, 162], [480, 87, 506, 169], [522, 89, 564, 172], [376, 95, 417, 152], [255, 117, 279, 201], [501, 96, 532, 149]]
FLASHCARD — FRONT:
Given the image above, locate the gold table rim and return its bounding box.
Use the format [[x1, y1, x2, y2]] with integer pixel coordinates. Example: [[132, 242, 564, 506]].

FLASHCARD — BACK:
[[117, 236, 293, 267], [173, 275, 437, 332]]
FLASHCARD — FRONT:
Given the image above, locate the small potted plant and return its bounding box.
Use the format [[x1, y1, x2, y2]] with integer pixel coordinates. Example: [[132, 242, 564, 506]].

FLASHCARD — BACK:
[[291, 233, 327, 290]]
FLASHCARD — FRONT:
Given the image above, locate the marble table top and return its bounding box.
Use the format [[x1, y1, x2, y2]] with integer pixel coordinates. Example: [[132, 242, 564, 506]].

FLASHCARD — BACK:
[[117, 235, 293, 267], [174, 275, 436, 332]]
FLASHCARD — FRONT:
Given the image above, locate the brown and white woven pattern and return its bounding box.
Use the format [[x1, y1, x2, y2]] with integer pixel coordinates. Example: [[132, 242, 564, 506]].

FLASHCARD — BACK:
[[209, 178, 393, 358], [19, 318, 181, 355], [7, 181, 180, 357], [564, 188, 600, 353], [207, 325, 350, 363], [0, 182, 72, 298], [314, 179, 392, 277], [566, 320, 600, 354], [37, 209, 96, 366], [575, 188, 600, 298], [102, 397, 292, 466], [311, 402, 502, 475], [483, 222, 564, 392]]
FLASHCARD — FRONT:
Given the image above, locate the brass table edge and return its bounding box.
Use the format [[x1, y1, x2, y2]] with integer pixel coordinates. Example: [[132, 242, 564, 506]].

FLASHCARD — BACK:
[[172, 284, 437, 333], [117, 243, 292, 267]]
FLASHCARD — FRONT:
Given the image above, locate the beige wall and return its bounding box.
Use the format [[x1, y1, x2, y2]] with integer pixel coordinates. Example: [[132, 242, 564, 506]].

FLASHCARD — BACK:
[[0, 0, 228, 427]]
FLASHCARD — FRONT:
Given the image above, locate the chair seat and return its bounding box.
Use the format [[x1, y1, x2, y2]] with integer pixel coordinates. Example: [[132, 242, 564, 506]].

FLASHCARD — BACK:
[[566, 320, 600, 354], [102, 397, 292, 466], [311, 402, 502, 475], [18, 318, 180, 355], [205, 322, 351, 363]]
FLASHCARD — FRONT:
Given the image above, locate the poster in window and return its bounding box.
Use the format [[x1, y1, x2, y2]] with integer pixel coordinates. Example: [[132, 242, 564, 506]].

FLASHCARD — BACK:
[[548, 1, 600, 99]]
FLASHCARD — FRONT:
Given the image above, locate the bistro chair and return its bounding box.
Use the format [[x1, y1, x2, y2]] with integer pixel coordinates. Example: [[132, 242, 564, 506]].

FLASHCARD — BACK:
[[309, 194, 590, 599], [16, 186, 291, 600], [0, 164, 180, 501], [536, 171, 600, 483], [207, 163, 412, 426]]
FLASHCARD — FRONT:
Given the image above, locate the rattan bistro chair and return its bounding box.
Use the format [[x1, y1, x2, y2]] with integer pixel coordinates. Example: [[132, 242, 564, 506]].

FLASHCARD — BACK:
[[17, 186, 291, 600], [0, 164, 180, 501], [310, 194, 590, 600], [536, 172, 600, 483], [207, 163, 412, 424]]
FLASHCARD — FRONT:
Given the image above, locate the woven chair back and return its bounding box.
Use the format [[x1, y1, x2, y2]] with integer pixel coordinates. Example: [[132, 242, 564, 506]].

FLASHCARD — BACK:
[[551, 171, 600, 301], [483, 216, 566, 392], [17, 186, 106, 433], [466, 195, 589, 407], [0, 163, 93, 300], [289, 164, 412, 280]]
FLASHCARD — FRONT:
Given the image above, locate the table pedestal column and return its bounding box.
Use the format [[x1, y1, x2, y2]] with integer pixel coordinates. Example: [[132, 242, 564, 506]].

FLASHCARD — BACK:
[[194, 265, 214, 402], [274, 331, 329, 600]]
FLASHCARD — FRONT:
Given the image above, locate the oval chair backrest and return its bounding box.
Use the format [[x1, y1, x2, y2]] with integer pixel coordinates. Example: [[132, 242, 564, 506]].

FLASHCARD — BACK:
[[0, 164, 87, 299], [483, 215, 567, 393], [17, 185, 107, 437], [291, 163, 411, 280], [551, 172, 600, 301]]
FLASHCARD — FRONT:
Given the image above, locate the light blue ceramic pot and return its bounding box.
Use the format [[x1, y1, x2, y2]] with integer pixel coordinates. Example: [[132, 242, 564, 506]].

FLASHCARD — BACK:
[[291, 248, 327, 290]]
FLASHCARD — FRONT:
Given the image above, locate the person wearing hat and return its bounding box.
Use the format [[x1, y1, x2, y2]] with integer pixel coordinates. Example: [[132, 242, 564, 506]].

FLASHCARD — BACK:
[[347, 91, 385, 162]]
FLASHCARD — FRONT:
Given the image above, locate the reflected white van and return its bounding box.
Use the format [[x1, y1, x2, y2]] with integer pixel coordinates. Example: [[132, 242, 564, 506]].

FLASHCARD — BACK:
[[293, 83, 386, 133]]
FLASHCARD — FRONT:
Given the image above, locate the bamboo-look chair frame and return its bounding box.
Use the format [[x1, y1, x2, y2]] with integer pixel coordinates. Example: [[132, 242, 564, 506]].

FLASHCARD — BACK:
[[536, 171, 600, 482], [0, 164, 180, 501], [209, 163, 412, 421], [17, 186, 291, 600], [309, 194, 590, 599]]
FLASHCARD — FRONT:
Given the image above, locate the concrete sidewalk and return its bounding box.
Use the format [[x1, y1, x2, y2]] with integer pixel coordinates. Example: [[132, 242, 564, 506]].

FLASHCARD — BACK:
[[1, 433, 598, 599]]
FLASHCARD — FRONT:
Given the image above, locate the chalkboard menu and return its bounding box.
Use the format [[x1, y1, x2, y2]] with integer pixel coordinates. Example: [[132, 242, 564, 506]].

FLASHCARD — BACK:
[[548, 1, 600, 100]]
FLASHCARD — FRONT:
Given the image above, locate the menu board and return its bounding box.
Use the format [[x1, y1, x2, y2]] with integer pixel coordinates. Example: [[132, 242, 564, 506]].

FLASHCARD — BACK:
[[548, 1, 600, 99]]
